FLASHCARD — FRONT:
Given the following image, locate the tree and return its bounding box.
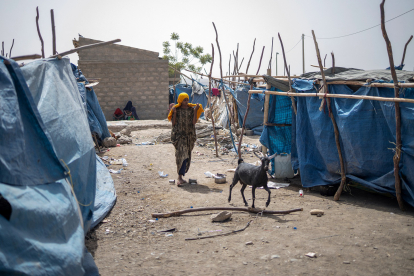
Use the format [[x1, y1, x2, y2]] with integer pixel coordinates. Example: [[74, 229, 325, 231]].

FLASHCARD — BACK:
[[162, 32, 212, 79]]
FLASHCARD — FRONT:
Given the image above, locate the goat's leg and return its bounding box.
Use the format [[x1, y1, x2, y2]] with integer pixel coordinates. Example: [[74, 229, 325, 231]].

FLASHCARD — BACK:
[[263, 185, 271, 207], [228, 174, 240, 203], [251, 186, 257, 208], [240, 184, 248, 206]]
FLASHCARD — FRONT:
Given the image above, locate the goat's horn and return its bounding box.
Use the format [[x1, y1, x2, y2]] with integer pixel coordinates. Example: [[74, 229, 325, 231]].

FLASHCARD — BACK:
[[267, 152, 277, 160]]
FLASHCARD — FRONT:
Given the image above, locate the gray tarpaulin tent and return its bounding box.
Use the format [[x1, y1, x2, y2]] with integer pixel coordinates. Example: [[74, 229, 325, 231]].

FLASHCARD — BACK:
[[0, 56, 116, 275]]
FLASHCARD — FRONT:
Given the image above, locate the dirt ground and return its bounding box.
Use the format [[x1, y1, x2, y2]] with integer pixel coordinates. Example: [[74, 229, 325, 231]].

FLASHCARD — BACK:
[[86, 121, 414, 276]]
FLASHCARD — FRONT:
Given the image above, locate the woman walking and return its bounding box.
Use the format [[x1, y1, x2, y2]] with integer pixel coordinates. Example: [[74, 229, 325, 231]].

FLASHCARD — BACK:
[[168, 93, 204, 186]]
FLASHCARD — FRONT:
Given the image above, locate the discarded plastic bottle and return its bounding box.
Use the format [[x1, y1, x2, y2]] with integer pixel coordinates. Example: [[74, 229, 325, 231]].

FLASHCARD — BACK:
[[299, 189, 304, 197]]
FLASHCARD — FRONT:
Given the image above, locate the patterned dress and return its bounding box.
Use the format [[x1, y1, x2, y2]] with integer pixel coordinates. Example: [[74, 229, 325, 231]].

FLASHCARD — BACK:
[[171, 107, 196, 174]]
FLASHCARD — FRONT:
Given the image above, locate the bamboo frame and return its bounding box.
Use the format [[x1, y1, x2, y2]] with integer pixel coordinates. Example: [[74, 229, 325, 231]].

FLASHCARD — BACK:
[[247, 90, 414, 104]]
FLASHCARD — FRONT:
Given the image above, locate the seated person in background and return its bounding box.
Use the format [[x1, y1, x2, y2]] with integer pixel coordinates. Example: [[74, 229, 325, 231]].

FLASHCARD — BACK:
[[113, 108, 124, 120], [123, 101, 139, 120]]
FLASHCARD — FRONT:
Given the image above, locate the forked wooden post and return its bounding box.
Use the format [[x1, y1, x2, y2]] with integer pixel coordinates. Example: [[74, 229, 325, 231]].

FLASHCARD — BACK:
[[380, 0, 404, 210], [311, 30, 347, 201]]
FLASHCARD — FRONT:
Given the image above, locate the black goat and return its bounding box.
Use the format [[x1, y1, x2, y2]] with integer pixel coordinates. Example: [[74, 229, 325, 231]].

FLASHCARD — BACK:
[[228, 151, 276, 208]]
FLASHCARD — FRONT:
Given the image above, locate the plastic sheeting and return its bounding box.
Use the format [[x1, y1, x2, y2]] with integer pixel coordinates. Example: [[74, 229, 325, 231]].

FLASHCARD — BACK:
[[0, 57, 99, 275], [260, 87, 293, 174], [291, 79, 414, 207], [234, 85, 264, 130], [71, 64, 111, 140], [21, 57, 97, 231]]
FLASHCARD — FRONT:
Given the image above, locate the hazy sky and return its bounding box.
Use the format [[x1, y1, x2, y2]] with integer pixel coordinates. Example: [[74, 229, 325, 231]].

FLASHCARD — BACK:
[[2, 0, 413, 79]]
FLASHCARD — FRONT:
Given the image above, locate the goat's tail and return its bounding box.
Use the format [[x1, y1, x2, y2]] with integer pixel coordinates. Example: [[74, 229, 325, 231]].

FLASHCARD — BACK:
[[238, 158, 244, 165]]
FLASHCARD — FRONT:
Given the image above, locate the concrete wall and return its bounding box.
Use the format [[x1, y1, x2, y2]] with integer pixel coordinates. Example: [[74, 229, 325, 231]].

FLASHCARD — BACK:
[[77, 37, 169, 120]]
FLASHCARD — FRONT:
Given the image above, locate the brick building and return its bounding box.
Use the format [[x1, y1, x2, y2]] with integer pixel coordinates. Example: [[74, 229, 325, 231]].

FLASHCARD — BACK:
[[75, 37, 169, 120]]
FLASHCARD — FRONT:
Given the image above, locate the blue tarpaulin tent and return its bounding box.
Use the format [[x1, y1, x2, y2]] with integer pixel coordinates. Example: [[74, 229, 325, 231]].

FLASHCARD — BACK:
[[291, 78, 414, 207], [0, 56, 116, 275]]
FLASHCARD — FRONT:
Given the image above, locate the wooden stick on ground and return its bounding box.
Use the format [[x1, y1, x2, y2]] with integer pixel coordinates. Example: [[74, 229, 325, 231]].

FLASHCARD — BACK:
[[311, 30, 347, 202], [380, 0, 404, 211], [152, 207, 303, 218], [36, 7, 45, 58], [209, 43, 219, 158], [400, 35, 413, 67], [278, 33, 297, 114], [185, 220, 253, 241]]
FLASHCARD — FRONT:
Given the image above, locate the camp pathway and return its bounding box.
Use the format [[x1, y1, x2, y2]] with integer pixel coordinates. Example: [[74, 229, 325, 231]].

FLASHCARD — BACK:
[[86, 125, 414, 276]]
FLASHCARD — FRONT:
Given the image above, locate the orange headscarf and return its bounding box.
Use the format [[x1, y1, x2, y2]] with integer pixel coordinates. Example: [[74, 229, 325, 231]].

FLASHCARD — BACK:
[[168, 92, 204, 121]]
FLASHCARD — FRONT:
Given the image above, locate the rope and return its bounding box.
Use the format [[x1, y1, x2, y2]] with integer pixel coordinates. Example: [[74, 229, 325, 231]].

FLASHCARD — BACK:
[[61, 159, 93, 207]]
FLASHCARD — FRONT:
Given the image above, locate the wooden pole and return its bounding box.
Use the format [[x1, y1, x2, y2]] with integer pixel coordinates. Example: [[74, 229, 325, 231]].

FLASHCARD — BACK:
[[324, 54, 327, 67], [311, 30, 347, 201], [36, 7, 45, 58], [209, 44, 219, 158], [400, 35, 413, 67], [212, 22, 235, 128], [50, 9, 56, 55], [315, 80, 414, 88], [380, 0, 404, 210], [331, 52, 335, 74], [248, 90, 414, 104], [256, 46, 265, 75], [268, 37, 274, 70], [262, 68, 271, 154], [1, 41, 4, 56], [10, 54, 42, 61], [182, 68, 248, 86], [49, 39, 121, 58], [278, 33, 297, 114], [238, 82, 253, 159], [246, 38, 256, 74], [9, 39, 14, 58]]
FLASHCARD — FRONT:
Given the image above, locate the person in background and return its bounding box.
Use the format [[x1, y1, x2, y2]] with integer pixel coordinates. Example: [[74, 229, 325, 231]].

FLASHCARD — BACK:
[[168, 93, 204, 186], [113, 108, 124, 120], [123, 101, 139, 120]]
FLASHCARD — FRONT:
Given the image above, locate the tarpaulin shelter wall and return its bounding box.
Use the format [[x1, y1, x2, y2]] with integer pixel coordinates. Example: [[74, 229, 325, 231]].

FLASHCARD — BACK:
[[234, 85, 264, 135], [0, 57, 99, 275], [21, 58, 97, 232], [259, 87, 293, 175], [174, 82, 208, 119], [291, 78, 414, 207], [71, 64, 111, 140]]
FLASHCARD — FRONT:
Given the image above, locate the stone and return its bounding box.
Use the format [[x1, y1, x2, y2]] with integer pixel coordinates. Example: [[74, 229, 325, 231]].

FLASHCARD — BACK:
[[260, 255, 270, 260], [102, 137, 117, 147], [271, 255, 280, 259], [120, 126, 132, 137], [211, 211, 232, 222], [305, 252, 317, 258], [245, 241, 253, 245], [310, 209, 324, 216], [118, 135, 132, 144]]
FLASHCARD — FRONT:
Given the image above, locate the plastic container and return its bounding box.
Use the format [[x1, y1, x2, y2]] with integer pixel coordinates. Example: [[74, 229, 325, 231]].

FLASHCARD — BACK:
[[299, 189, 304, 197], [273, 154, 294, 178]]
